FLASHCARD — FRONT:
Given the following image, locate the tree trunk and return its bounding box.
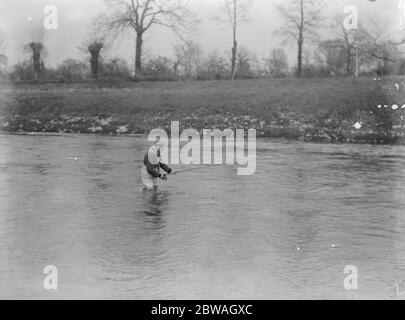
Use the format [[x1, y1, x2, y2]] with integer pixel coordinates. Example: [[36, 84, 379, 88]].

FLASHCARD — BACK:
[[33, 51, 41, 80], [135, 32, 143, 76], [297, 37, 303, 77], [230, 0, 237, 80], [346, 47, 352, 76], [90, 52, 99, 79], [30, 43, 43, 81], [297, 0, 304, 78], [231, 40, 237, 80], [88, 42, 103, 80]]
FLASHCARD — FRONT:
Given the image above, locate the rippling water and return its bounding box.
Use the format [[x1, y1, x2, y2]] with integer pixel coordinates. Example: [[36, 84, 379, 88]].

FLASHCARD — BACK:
[[0, 134, 404, 299]]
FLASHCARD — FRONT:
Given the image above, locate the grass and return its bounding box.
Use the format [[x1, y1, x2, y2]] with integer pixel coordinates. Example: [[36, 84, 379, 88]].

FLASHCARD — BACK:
[[0, 77, 404, 143]]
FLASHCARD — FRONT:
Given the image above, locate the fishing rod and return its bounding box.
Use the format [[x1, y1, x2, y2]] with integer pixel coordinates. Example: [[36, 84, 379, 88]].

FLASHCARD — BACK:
[[165, 164, 235, 177], [170, 165, 210, 175]]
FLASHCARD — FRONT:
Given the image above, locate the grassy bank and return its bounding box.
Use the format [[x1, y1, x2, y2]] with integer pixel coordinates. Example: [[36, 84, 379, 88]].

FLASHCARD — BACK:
[[1, 78, 404, 144]]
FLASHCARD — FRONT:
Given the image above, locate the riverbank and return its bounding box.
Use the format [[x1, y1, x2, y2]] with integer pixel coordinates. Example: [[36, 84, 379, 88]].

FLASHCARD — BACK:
[[1, 78, 404, 144]]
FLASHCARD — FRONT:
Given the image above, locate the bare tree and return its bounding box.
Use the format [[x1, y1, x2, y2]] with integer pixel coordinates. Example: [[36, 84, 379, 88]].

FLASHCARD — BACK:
[[330, 16, 357, 76], [28, 42, 44, 80], [358, 20, 403, 75], [215, 0, 251, 80], [81, 18, 111, 80], [327, 16, 375, 77], [102, 0, 195, 76], [275, 0, 327, 77], [88, 41, 104, 79]]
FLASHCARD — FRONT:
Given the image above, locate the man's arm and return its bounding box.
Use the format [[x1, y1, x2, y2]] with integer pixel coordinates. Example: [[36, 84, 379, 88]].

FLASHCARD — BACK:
[[160, 162, 172, 174]]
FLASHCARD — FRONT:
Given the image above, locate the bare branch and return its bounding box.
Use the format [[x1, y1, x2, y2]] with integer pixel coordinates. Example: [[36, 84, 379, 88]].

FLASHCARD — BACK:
[[102, 0, 197, 74], [274, 0, 328, 77]]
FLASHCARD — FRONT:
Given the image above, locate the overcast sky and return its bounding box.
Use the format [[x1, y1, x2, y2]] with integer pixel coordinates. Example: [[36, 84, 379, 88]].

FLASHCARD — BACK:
[[0, 0, 401, 68]]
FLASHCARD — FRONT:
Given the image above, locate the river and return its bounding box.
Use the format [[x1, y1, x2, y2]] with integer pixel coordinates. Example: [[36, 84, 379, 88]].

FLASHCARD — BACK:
[[0, 134, 404, 299]]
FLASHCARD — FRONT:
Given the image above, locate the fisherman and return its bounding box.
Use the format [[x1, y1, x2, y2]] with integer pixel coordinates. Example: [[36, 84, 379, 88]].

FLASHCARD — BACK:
[[141, 139, 173, 191]]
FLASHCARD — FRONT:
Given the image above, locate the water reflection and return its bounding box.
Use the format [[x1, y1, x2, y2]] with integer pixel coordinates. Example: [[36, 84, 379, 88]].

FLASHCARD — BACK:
[[140, 190, 169, 231]]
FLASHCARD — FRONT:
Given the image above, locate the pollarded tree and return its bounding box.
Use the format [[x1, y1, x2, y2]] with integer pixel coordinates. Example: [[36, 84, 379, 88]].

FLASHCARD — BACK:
[[88, 41, 104, 79], [28, 42, 44, 80], [328, 15, 371, 77], [24, 22, 46, 80], [317, 39, 347, 76], [102, 0, 195, 76], [80, 37, 105, 79], [275, 0, 328, 77], [81, 18, 110, 80]]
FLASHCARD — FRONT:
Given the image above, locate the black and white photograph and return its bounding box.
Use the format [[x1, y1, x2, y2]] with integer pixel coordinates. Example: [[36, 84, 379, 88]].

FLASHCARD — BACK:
[[0, 0, 404, 303]]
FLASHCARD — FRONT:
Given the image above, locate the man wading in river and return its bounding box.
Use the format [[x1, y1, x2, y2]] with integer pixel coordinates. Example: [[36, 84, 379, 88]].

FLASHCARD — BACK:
[[141, 140, 173, 191]]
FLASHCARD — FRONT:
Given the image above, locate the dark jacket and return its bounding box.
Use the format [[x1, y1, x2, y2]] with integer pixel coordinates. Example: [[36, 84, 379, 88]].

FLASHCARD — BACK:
[[143, 151, 172, 178]]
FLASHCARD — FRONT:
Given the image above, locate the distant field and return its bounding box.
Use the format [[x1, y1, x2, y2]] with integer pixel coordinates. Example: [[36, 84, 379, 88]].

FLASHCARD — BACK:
[[0, 78, 404, 143]]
